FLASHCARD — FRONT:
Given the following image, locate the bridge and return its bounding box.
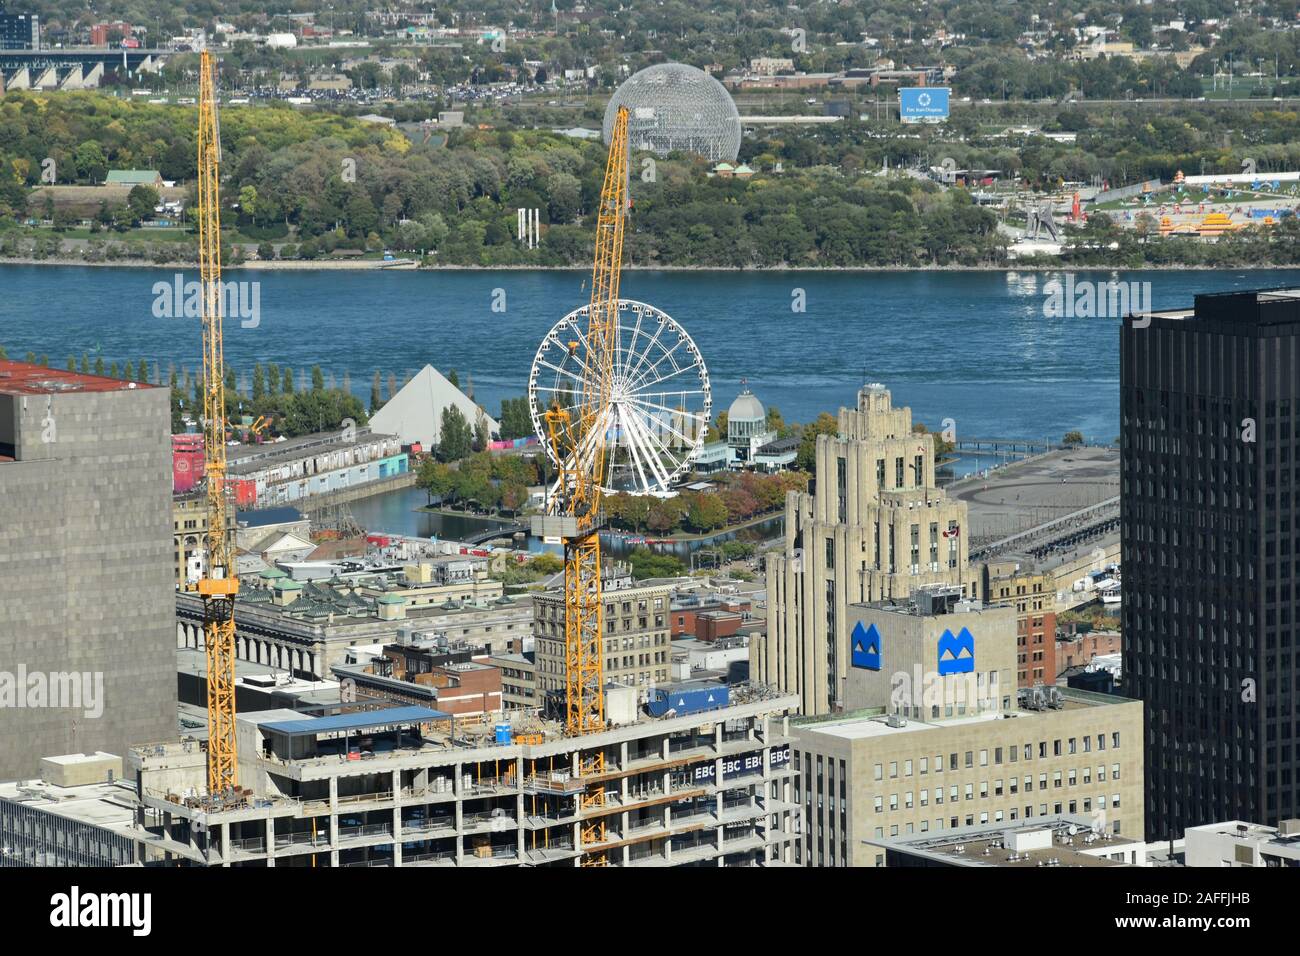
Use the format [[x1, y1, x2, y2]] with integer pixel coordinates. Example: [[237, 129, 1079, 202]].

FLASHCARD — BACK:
[[968, 496, 1120, 563], [954, 437, 1064, 455], [463, 522, 528, 545]]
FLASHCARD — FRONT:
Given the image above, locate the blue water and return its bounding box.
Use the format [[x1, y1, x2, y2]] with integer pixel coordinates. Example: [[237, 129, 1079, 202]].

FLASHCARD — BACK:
[[3, 265, 1297, 441]]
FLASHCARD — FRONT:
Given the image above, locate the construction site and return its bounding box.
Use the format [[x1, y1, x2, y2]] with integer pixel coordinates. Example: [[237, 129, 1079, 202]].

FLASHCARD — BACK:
[[121, 686, 799, 867], [0, 51, 806, 870]]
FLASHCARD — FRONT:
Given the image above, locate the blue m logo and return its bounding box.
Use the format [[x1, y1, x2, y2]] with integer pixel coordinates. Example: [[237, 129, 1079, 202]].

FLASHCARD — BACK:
[[937, 626, 974, 675], [851, 621, 881, 671]]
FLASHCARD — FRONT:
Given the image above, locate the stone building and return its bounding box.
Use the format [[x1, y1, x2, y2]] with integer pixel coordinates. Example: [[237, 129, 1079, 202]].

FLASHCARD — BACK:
[[756, 383, 975, 715]]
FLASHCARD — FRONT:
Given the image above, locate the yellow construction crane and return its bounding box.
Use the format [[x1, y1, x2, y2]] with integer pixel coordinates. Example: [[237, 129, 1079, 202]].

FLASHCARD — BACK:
[[536, 105, 629, 864], [195, 49, 240, 800]]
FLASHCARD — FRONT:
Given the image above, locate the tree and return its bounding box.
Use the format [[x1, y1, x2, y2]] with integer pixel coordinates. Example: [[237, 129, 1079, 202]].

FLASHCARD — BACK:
[[311, 366, 325, 392], [1063, 430, 1084, 446], [685, 492, 729, 532], [647, 497, 683, 533], [437, 405, 473, 462], [252, 364, 265, 401], [417, 459, 457, 501], [448, 369, 460, 389], [126, 184, 160, 224], [797, 412, 839, 471], [283, 368, 295, 393], [371, 371, 383, 411], [627, 547, 685, 580]]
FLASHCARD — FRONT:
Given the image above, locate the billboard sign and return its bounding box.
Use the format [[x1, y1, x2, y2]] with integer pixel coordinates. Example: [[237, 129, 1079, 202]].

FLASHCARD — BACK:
[[899, 87, 950, 124]]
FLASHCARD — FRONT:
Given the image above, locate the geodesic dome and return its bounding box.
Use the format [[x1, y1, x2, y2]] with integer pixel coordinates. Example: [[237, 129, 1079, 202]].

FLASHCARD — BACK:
[[603, 63, 742, 162]]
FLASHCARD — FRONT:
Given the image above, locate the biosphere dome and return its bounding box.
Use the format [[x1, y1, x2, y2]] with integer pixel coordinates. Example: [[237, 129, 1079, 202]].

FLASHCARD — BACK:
[[602, 63, 742, 162]]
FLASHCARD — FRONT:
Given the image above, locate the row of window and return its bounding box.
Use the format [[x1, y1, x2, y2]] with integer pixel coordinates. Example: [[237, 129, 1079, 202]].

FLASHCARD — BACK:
[[872, 765, 1123, 812], [871, 734, 1122, 781]]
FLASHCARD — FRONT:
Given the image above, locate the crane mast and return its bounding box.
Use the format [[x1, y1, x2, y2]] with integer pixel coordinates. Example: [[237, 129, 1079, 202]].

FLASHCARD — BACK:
[[195, 49, 240, 799], [539, 106, 629, 863]]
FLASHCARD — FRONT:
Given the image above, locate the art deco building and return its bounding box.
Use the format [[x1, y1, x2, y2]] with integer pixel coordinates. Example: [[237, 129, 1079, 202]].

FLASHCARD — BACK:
[[755, 383, 976, 715]]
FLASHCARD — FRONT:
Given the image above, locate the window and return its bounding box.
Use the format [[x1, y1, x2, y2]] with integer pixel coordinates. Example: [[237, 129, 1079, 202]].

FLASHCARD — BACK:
[[874, 763, 883, 781], [1112, 763, 1120, 780], [889, 761, 898, 779]]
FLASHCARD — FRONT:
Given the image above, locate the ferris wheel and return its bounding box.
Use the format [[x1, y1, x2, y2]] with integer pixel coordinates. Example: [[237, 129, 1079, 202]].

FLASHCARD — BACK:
[[528, 299, 712, 497]]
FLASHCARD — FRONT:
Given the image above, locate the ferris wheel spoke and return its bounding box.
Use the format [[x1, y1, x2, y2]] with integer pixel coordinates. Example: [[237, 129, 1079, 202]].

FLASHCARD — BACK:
[[622, 409, 674, 490], [535, 358, 588, 387], [621, 313, 670, 385], [624, 396, 708, 442], [625, 341, 690, 393], [617, 408, 655, 495]]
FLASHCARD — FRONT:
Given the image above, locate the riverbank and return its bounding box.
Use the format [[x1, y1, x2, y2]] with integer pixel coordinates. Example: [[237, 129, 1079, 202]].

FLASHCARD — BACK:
[[4, 256, 1300, 273]]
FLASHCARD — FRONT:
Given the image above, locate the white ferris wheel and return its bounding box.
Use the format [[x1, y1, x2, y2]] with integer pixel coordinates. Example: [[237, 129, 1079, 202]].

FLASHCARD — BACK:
[[528, 299, 712, 497]]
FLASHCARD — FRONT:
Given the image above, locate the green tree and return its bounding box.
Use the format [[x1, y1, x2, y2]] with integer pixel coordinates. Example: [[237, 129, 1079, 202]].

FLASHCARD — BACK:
[[252, 364, 265, 401], [1063, 430, 1084, 446], [796, 412, 839, 471], [437, 405, 473, 462], [311, 366, 325, 392], [371, 371, 383, 412], [126, 184, 160, 224], [417, 458, 457, 501]]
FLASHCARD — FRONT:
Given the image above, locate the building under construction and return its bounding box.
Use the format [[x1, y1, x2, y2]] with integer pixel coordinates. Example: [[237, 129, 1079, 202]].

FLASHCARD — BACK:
[[79, 685, 801, 867]]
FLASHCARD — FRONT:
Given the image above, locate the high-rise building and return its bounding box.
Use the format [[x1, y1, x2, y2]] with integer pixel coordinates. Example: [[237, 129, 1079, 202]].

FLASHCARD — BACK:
[[790, 587, 1143, 866], [0, 360, 176, 781], [756, 383, 975, 715], [0, 9, 38, 49], [1122, 288, 1300, 840]]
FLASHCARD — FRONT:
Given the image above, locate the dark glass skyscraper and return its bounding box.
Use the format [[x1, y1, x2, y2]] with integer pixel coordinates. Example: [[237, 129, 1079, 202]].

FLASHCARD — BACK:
[[1122, 288, 1300, 841]]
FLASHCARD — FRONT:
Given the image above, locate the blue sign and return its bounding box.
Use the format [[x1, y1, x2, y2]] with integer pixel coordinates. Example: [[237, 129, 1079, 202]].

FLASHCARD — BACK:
[[899, 87, 950, 123], [937, 626, 974, 675], [851, 621, 881, 670]]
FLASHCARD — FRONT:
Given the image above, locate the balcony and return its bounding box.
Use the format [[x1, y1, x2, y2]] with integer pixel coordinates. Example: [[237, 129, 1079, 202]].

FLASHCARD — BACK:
[[403, 849, 456, 867], [336, 823, 393, 848]]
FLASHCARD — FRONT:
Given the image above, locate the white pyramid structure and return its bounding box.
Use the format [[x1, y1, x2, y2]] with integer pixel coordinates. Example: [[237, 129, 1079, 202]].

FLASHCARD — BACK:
[[368, 364, 499, 450]]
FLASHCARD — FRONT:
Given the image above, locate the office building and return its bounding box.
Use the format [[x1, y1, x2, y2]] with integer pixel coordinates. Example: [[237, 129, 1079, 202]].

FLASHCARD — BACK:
[[534, 578, 673, 694], [982, 561, 1058, 687], [0, 360, 176, 782], [1122, 289, 1300, 839], [0, 9, 38, 50], [789, 583, 1143, 866], [756, 383, 974, 715]]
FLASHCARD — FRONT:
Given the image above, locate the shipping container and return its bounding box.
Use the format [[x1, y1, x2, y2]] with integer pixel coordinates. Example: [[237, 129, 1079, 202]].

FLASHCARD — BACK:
[[645, 683, 730, 718]]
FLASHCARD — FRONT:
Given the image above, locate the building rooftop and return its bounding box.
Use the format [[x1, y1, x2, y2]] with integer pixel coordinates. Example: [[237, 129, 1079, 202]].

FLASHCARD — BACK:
[[869, 814, 1140, 867], [254, 704, 450, 737], [795, 687, 1130, 739], [0, 359, 159, 396], [0, 777, 140, 831]]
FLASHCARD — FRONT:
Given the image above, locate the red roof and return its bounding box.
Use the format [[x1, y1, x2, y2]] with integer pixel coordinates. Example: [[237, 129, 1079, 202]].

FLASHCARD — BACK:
[[0, 359, 159, 396]]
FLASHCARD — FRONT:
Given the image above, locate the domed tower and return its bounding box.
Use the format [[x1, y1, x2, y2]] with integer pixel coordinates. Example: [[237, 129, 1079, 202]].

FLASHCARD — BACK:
[[727, 385, 766, 450]]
